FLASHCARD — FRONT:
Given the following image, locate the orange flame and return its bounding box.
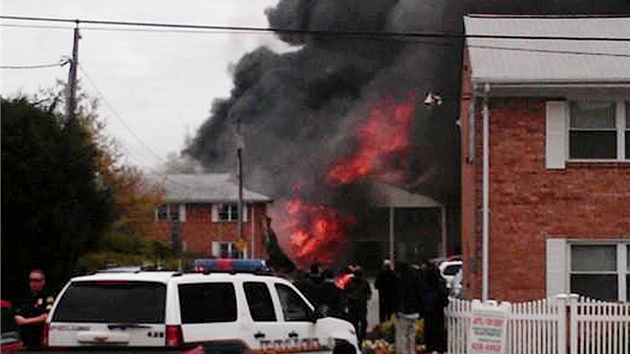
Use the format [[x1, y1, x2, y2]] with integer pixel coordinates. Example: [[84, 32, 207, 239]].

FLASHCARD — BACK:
[[271, 94, 417, 269], [328, 96, 416, 185]]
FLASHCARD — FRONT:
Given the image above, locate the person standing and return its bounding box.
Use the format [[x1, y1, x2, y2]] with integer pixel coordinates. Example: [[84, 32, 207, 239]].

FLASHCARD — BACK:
[[343, 265, 371, 347], [318, 269, 347, 319], [395, 262, 424, 354], [421, 262, 449, 354], [14, 269, 55, 349], [374, 259, 397, 323]]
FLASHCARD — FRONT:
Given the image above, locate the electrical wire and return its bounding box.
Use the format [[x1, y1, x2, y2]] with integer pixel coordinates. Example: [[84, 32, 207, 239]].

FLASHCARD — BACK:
[[1, 15, 629, 42], [1, 58, 70, 69]]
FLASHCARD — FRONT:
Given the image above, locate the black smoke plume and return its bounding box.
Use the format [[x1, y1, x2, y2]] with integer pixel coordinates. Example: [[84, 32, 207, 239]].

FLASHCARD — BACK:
[[185, 0, 629, 264]]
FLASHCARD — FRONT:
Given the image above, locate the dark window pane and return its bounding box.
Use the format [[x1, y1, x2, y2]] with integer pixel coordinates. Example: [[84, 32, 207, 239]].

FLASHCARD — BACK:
[[570, 274, 617, 301], [571, 245, 616, 272], [274, 284, 311, 322], [157, 204, 168, 220], [179, 283, 236, 323], [52, 281, 166, 323], [244, 282, 276, 322], [569, 131, 616, 159]]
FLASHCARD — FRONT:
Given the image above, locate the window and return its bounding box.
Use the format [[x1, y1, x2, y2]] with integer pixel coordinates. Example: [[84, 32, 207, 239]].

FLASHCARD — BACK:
[[219, 204, 239, 221], [274, 283, 312, 322], [52, 281, 166, 323], [212, 242, 245, 259], [546, 100, 629, 169], [244, 282, 276, 322], [568, 100, 626, 160], [569, 243, 629, 301], [155, 203, 184, 222], [212, 203, 247, 222], [178, 283, 237, 323]]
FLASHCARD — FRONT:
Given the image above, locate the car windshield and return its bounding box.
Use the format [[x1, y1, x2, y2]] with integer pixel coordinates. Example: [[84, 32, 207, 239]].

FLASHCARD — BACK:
[[52, 281, 166, 323]]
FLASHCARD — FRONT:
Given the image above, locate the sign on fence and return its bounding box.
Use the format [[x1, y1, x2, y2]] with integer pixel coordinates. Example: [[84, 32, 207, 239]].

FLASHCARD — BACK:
[[467, 300, 510, 354]]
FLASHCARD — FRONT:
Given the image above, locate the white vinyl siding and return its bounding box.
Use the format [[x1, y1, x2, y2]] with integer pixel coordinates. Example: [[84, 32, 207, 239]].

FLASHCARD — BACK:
[[545, 101, 568, 169]]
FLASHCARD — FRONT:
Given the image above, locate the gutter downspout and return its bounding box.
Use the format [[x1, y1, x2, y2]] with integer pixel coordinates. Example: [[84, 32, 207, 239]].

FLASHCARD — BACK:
[[482, 83, 490, 302]]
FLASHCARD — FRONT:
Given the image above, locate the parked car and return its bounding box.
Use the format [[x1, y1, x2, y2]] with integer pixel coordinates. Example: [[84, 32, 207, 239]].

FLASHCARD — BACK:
[[1, 300, 24, 352], [45, 259, 359, 353]]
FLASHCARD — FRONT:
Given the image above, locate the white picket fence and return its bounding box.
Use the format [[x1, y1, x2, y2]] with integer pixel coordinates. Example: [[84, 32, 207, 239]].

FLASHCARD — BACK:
[[446, 294, 630, 354]]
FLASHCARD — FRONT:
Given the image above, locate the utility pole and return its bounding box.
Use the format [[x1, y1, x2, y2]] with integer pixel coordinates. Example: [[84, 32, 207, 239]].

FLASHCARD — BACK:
[[236, 120, 245, 257], [66, 20, 80, 121]]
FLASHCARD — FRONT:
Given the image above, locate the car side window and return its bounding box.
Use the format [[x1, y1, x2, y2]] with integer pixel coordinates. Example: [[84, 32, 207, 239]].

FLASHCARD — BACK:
[[274, 283, 312, 322], [179, 283, 237, 323], [244, 282, 276, 322]]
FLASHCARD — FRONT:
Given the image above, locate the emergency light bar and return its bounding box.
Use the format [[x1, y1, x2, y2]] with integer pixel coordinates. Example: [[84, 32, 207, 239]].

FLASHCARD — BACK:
[[193, 259, 271, 274]]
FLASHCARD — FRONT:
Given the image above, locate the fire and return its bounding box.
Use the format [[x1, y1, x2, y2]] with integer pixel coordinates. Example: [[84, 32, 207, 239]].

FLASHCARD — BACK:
[[270, 198, 356, 269], [328, 95, 416, 185], [271, 94, 417, 269]]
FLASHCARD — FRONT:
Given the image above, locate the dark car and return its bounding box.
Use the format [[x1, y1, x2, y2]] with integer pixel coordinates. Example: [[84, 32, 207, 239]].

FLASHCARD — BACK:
[[1, 300, 24, 352]]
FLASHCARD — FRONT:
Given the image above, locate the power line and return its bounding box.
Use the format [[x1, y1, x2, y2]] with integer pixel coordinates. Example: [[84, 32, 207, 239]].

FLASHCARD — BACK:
[[1, 58, 70, 69], [2, 15, 629, 42]]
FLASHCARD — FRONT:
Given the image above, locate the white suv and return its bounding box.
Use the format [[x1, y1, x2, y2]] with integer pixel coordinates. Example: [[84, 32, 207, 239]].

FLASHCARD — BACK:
[[45, 268, 359, 353]]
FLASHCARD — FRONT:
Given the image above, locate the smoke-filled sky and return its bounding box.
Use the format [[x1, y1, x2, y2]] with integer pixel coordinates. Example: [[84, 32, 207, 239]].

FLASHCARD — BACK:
[[186, 0, 630, 201]]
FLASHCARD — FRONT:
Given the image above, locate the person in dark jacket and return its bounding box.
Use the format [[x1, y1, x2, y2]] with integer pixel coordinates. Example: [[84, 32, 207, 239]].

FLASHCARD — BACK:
[[318, 269, 347, 319], [395, 262, 424, 354], [421, 262, 450, 354], [374, 259, 397, 323], [343, 265, 371, 346], [294, 262, 324, 307], [14, 269, 55, 349]]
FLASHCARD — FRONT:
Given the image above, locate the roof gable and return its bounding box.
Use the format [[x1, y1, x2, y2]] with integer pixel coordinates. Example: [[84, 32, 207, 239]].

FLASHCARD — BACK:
[[464, 15, 630, 85]]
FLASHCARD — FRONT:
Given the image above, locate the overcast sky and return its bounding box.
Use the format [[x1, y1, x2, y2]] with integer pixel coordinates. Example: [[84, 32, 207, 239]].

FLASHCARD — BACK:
[[1, 0, 287, 170]]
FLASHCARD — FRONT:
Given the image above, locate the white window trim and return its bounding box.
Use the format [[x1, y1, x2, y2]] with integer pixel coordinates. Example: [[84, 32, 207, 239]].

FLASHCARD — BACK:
[[546, 100, 629, 169], [155, 203, 186, 222], [211, 203, 248, 223], [548, 239, 630, 301]]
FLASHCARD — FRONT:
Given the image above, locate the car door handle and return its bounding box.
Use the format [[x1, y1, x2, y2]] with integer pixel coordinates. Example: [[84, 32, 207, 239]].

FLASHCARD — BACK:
[[254, 332, 265, 339], [288, 331, 298, 338]]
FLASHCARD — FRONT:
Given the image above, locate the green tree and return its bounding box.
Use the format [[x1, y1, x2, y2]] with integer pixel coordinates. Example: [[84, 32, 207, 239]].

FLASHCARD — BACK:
[[1, 96, 114, 300]]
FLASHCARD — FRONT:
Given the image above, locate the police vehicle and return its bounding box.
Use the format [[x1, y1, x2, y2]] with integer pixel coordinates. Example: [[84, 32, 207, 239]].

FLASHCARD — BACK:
[[45, 259, 360, 353]]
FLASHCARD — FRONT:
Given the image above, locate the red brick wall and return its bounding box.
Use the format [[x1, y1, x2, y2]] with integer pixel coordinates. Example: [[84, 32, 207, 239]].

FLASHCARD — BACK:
[[461, 53, 630, 301], [155, 203, 269, 259]]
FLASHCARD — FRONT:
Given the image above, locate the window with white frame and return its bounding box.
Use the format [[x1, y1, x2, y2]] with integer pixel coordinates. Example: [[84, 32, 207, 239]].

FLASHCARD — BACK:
[[211, 203, 247, 223], [211, 241, 245, 259], [155, 203, 185, 222], [569, 101, 618, 159], [547, 239, 629, 301], [545, 100, 628, 169]]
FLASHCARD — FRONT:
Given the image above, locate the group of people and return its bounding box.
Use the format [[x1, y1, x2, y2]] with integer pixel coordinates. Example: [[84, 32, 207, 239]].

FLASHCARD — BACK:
[[375, 259, 450, 354], [293, 258, 449, 354], [293, 261, 373, 345]]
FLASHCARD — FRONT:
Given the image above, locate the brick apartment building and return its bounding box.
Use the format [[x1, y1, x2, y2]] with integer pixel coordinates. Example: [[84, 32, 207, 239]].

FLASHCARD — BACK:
[[460, 15, 630, 302], [151, 173, 272, 259]]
